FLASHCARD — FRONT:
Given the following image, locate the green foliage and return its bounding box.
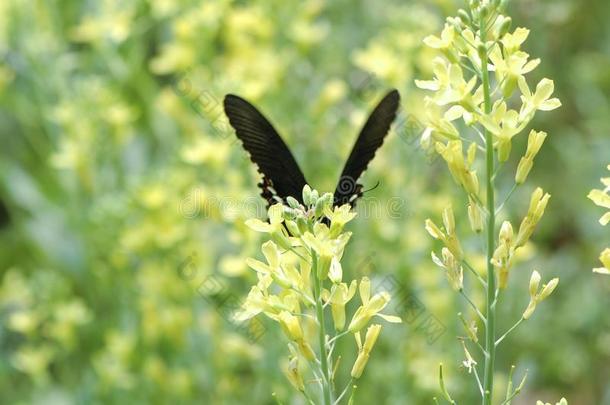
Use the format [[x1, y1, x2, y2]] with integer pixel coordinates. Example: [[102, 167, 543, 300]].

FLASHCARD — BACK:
[[0, 0, 608, 404]]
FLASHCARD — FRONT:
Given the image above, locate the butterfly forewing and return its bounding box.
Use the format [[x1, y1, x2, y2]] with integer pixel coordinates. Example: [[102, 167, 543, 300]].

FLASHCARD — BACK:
[[333, 89, 400, 206], [223, 94, 308, 206]]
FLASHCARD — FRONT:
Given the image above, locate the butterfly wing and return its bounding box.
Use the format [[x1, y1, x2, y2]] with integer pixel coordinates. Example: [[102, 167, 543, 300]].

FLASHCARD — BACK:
[[333, 89, 400, 206], [224, 94, 308, 206]]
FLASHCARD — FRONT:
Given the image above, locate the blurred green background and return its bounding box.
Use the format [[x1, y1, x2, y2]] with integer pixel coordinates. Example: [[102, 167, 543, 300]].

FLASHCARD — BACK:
[[0, 0, 608, 404]]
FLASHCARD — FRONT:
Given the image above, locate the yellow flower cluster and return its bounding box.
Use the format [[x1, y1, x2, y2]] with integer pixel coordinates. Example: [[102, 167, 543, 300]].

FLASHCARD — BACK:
[[237, 186, 401, 398], [419, 4, 559, 289], [416, 13, 560, 188]]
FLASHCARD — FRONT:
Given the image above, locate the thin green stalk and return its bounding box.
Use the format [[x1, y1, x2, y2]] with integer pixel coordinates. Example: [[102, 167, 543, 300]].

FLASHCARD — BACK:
[[479, 18, 497, 405], [311, 253, 333, 405]]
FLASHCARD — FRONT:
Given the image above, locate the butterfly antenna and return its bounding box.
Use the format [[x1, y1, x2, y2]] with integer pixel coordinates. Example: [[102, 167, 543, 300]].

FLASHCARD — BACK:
[[362, 181, 381, 194]]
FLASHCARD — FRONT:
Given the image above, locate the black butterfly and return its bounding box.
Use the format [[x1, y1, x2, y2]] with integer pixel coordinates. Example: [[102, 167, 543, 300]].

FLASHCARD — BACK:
[[223, 89, 400, 208]]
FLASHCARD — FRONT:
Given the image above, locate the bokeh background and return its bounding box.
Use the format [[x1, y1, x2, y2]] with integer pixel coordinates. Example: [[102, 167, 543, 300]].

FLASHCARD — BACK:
[[0, 0, 608, 404]]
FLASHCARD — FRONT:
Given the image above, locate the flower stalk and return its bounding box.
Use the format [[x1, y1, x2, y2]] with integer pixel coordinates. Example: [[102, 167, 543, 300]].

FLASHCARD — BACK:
[[311, 253, 333, 405], [479, 14, 496, 405]]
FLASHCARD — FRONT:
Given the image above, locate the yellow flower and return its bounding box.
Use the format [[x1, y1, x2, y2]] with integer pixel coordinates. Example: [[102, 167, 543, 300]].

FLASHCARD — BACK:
[[324, 204, 357, 238], [423, 24, 458, 63], [323, 281, 358, 330], [245, 204, 292, 249], [489, 48, 539, 97], [245, 241, 292, 288], [501, 27, 530, 53], [302, 224, 351, 282], [518, 77, 561, 121], [347, 278, 401, 333], [245, 204, 285, 233], [479, 101, 526, 162], [423, 24, 456, 51]]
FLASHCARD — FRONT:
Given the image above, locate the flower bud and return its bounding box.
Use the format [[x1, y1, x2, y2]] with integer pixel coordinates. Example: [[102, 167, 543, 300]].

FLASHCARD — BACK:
[[497, 138, 512, 162], [286, 196, 300, 209], [515, 157, 533, 184], [498, 17, 512, 37], [516, 131, 547, 184], [285, 220, 301, 237], [499, 221, 513, 245], [526, 130, 547, 158], [314, 197, 326, 217], [529, 270, 541, 297], [328, 257, 343, 284], [271, 231, 292, 251], [351, 324, 382, 378], [468, 198, 483, 233], [538, 278, 559, 300], [425, 219, 444, 239], [457, 9, 471, 25], [515, 188, 551, 248], [302, 185, 313, 206], [310, 189, 319, 205]]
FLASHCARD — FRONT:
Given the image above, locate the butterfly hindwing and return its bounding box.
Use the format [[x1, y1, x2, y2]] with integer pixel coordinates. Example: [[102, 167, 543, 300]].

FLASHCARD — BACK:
[[334, 89, 400, 206], [223, 94, 308, 206]]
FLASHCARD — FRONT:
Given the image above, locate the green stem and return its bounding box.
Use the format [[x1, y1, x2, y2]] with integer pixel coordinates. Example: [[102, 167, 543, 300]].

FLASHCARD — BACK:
[[480, 18, 497, 405], [311, 253, 333, 405], [495, 318, 524, 347]]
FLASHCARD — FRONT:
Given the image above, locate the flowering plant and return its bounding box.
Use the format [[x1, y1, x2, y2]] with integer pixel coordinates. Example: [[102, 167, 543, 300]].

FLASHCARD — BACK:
[[237, 186, 401, 404], [417, 0, 561, 403]]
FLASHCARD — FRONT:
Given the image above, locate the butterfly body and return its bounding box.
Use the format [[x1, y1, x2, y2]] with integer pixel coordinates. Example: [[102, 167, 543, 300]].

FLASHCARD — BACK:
[[223, 90, 400, 209]]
